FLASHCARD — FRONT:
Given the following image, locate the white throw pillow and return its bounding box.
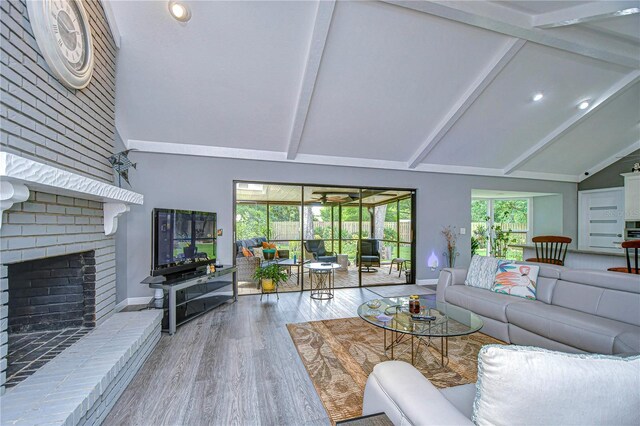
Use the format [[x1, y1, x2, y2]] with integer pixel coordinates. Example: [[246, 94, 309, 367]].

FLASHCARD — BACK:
[[473, 345, 640, 426], [465, 255, 499, 289], [252, 247, 264, 260]]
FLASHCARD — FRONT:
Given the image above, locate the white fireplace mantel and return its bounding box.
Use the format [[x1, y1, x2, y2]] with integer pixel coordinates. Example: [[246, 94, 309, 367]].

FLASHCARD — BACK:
[[0, 152, 143, 235]]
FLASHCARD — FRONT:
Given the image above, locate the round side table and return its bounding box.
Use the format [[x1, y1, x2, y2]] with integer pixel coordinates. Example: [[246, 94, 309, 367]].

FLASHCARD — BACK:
[[305, 262, 341, 300]]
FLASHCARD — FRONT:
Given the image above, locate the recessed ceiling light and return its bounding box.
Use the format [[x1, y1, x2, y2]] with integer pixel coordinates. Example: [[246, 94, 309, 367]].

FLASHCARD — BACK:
[[578, 100, 590, 110], [532, 92, 544, 102], [169, 1, 191, 22]]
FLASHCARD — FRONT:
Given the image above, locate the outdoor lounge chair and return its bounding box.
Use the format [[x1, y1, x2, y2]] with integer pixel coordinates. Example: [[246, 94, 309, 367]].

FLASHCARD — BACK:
[[357, 239, 381, 272], [303, 240, 337, 263]]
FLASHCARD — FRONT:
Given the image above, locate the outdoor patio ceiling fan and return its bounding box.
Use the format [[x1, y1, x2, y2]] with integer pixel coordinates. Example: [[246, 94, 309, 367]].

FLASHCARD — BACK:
[[310, 191, 360, 204]]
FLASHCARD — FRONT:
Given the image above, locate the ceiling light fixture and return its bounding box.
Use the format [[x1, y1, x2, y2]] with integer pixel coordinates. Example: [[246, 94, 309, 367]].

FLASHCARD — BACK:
[[578, 100, 590, 110], [532, 92, 544, 102], [169, 1, 191, 22]]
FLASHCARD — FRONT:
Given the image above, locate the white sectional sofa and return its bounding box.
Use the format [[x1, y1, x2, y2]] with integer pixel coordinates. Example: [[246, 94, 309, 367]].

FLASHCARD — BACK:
[[361, 263, 640, 425], [436, 262, 640, 354]]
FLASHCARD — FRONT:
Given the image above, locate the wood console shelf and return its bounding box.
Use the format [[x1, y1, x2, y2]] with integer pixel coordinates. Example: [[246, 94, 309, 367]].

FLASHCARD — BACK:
[[143, 266, 237, 334]]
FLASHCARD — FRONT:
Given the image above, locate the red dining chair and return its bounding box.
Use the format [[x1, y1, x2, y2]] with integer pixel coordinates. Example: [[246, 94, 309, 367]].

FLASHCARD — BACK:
[[608, 240, 640, 275], [526, 236, 572, 266]]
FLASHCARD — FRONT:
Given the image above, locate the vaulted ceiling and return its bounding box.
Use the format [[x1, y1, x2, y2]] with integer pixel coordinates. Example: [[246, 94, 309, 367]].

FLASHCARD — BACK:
[[106, 0, 640, 182]]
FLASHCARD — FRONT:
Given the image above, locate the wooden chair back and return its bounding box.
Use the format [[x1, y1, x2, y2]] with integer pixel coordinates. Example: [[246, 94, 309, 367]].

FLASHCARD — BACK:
[[621, 240, 640, 274], [527, 236, 572, 266]]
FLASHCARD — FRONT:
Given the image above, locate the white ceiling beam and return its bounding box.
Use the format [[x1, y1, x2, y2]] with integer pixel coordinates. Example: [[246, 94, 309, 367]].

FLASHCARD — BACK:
[[578, 140, 640, 182], [286, 0, 336, 160], [504, 71, 640, 175], [533, 1, 640, 29], [128, 138, 578, 183], [407, 38, 525, 169], [582, 23, 640, 46], [380, 0, 639, 69], [100, 0, 121, 49]]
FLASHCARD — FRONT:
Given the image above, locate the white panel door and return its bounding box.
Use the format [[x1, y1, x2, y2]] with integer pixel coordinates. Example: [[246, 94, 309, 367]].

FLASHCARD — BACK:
[[578, 188, 625, 251]]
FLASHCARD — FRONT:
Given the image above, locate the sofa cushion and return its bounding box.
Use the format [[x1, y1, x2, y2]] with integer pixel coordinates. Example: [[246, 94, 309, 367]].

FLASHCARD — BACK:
[[440, 384, 475, 420], [613, 331, 640, 355], [560, 269, 640, 293], [465, 255, 499, 289], [473, 345, 640, 426], [517, 261, 563, 304], [445, 285, 527, 323], [532, 276, 556, 304], [506, 300, 640, 354], [552, 280, 640, 327]]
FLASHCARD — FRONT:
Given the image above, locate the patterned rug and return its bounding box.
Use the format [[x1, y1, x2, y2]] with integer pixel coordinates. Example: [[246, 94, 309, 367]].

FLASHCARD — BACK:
[[287, 317, 504, 424]]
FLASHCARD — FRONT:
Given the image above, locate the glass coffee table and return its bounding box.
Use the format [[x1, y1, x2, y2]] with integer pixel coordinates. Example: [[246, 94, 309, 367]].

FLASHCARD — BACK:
[[357, 297, 483, 366]]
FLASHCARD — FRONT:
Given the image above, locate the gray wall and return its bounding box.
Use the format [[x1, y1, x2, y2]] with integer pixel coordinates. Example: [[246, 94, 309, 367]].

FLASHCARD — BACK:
[[533, 195, 563, 236], [578, 149, 640, 191], [121, 152, 578, 299]]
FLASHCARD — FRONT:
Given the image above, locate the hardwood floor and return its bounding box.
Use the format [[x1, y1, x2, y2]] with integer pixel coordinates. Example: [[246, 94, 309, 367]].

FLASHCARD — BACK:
[[105, 286, 411, 426], [238, 264, 407, 296]]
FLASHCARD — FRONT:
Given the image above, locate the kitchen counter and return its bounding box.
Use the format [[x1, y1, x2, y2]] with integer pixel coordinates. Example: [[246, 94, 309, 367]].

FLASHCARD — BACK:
[[512, 244, 628, 271], [512, 245, 625, 257]]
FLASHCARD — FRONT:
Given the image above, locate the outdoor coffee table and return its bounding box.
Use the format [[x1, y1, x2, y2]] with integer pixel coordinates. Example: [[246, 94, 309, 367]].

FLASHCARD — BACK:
[[305, 262, 340, 300], [357, 297, 483, 366], [275, 258, 303, 286]]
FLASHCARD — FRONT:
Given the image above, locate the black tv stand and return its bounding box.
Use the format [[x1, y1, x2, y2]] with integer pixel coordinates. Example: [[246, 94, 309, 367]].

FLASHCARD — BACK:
[[142, 266, 237, 335]]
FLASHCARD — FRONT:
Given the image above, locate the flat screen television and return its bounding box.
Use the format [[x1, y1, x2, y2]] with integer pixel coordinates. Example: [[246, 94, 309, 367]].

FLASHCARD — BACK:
[[151, 208, 217, 277]]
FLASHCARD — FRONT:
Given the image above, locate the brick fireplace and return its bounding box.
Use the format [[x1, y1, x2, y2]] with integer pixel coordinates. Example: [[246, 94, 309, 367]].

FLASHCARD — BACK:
[[0, 191, 118, 393], [4, 250, 98, 387], [0, 3, 154, 419], [8, 251, 96, 334]]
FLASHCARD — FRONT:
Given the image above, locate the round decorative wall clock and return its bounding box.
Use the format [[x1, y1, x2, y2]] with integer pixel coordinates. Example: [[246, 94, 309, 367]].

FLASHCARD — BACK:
[[27, 0, 95, 90]]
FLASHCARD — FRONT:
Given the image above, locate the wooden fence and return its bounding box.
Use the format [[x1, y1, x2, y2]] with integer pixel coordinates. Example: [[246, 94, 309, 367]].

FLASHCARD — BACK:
[[471, 222, 528, 233], [269, 221, 412, 241]]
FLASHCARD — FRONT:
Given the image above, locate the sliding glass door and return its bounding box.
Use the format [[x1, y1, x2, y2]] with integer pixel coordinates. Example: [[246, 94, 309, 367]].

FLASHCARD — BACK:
[[234, 181, 416, 295]]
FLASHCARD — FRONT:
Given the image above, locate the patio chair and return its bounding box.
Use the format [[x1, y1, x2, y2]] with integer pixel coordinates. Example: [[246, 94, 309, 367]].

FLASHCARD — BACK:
[[357, 239, 381, 272], [303, 240, 337, 263]]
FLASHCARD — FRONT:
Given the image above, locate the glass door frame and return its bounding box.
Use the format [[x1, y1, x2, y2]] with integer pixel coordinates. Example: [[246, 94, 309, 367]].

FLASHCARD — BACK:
[[233, 180, 417, 292]]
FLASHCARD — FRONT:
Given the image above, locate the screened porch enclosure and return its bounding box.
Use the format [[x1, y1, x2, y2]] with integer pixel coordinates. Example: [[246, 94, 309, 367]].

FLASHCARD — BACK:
[[234, 182, 416, 295]]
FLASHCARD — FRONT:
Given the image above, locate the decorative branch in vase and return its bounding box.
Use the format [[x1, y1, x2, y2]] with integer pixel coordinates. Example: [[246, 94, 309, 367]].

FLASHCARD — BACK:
[[442, 225, 459, 268]]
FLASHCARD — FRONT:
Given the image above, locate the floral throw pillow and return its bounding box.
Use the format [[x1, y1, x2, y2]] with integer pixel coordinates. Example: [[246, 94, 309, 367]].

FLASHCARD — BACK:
[[465, 255, 500, 290], [492, 261, 539, 300]]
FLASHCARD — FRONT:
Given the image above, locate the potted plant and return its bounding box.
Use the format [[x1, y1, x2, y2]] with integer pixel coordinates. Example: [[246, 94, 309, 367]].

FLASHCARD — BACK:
[[253, 263, 289, 293]]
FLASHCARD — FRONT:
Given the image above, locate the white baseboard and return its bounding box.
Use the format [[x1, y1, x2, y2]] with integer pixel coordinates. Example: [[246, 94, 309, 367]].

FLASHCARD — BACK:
[[416, 279, 438, 285], [115, 296, 153, 312]]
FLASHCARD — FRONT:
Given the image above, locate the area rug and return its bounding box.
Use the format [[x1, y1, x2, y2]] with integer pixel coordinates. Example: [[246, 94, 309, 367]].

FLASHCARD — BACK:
[[287, 317, 503, 424], [367, 284, 436, 298]]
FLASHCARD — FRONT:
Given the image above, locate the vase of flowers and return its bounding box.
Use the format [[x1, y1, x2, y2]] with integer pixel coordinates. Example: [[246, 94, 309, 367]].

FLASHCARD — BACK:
[[442, 225, 459, 268]]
